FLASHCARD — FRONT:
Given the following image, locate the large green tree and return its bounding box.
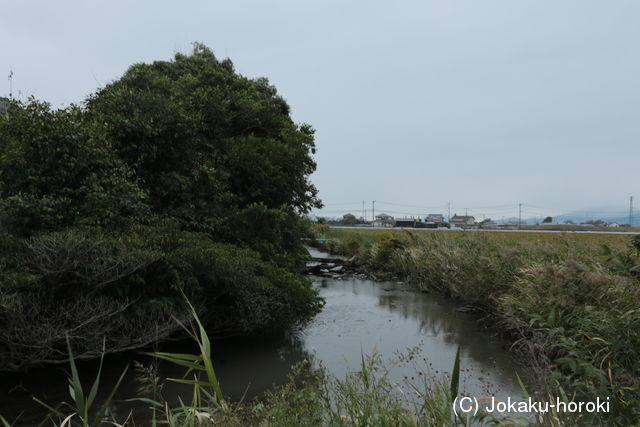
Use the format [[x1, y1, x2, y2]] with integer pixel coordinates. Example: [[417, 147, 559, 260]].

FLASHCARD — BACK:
[[85, 44, 321, 238], [0, 45, 324, 369]]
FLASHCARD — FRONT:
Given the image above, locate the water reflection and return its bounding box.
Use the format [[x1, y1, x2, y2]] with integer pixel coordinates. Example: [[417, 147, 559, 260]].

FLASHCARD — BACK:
[[305, 277, 524, 400], [0, 331, 312, 425], [0, 276, 524, 425]]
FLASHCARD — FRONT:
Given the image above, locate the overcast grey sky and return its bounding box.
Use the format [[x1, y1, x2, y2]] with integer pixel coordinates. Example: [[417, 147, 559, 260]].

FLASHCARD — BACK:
[[2, 1, 638, 220]]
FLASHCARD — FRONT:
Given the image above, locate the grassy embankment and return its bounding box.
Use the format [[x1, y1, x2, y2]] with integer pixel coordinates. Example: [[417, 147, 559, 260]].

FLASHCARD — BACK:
[[317, 227, 640, 425]]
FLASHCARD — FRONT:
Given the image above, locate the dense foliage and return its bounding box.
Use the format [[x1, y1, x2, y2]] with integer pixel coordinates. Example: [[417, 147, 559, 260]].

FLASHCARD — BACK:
[[85, 45, 319, 248], [0, 45, 323, 370], [0, 102, 149, 235]]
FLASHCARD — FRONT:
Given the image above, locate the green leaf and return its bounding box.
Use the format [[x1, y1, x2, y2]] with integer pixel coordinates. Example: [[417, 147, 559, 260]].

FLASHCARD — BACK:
[[86, 337, 107, 411], [450, 347, 461, 401], [65, 335, 87, 419], [91, 364, 129, 427]]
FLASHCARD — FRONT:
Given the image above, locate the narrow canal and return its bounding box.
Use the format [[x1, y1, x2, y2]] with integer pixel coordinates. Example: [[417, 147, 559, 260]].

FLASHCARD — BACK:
[[0, 253, 524, 424]]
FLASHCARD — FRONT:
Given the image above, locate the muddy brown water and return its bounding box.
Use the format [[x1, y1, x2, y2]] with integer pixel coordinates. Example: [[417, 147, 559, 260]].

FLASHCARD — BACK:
[[0, 269, 524, 424]]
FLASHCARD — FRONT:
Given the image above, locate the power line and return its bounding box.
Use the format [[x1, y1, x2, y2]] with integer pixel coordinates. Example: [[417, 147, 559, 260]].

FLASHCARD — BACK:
[[322, 202, 365, 206], [372, 200, 375, 227], [376, 201, 448, 210], [518, 203, 522, 230], [315, 200, 634, 222]]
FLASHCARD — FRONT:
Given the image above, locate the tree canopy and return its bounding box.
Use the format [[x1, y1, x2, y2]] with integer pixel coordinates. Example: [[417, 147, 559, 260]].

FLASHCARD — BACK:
[[0, 44, 323, 369], [0, 102, 149, 235], [2, 44, 320, 240]]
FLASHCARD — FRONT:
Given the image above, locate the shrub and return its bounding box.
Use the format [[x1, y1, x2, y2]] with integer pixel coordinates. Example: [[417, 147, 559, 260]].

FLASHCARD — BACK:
[[0, 226, 323, 371]]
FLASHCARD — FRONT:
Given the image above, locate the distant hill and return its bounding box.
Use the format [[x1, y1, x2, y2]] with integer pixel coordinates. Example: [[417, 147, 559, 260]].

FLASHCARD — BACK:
[[551, 213, 631, 226], [499, 211, 633, 226]]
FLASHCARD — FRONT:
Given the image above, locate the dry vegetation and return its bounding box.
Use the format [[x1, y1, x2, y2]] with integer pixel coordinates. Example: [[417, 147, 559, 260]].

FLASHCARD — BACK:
[[318, 227, 640, 425]]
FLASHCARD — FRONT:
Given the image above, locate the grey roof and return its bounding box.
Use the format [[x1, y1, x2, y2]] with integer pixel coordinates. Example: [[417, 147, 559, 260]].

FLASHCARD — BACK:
[[451, 215, 475, 221]]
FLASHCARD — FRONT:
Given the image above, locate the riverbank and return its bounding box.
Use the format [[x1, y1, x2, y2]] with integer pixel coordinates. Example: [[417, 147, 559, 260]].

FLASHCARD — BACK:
[[315, 227, 640, 425], [3, 235, 637, 425], [1, 274, 525, 426]]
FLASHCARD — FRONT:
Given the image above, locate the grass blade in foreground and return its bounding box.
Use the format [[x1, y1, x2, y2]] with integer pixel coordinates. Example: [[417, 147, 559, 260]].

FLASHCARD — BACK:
[[450, 346, 461, 401], [33, 336, 128, 426]]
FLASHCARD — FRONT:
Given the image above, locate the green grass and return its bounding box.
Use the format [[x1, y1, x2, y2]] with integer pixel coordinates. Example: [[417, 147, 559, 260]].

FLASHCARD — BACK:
[[32, 337, 129, 427], [322, 226, 632, 251], [315, 227, 640, 425]]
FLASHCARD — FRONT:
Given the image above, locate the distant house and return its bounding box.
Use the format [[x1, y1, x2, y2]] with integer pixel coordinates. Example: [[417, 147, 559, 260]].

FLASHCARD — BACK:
[[450, 215, 475, 227], [607, 222, 620, 228], [0, 97, 9, 114], [426, 214, 445, 223], [395, 217, 417, 227], [426, 213, 447, 227], [373, 213, 395, 227]]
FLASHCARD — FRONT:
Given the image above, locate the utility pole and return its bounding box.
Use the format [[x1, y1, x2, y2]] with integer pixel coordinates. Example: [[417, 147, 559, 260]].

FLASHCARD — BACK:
[[372, 200, 375, 227], [8, 68, 13, 98], [362, 201, 365, 222], [518, 203, 522, 229], [465, 207, 468, 217], [630, 196, 635, 227], [447, 202, 451, 222]]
